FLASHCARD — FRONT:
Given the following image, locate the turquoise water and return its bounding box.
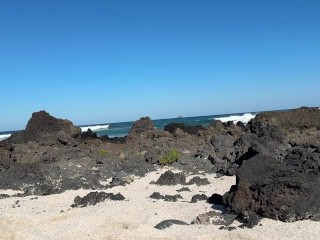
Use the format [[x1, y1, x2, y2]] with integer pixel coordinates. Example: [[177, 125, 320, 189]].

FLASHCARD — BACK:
[[88, 112, 257, 138]]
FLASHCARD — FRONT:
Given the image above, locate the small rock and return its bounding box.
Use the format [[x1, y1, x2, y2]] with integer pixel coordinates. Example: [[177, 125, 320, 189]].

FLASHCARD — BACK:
[[110, 177, 126, 187], [177, 187, 191, 193], [207, 193, 223, 205], [187, 177, 210, 186], [192, 212, 214, 225], [155, 171, 186, 186], [219, 226, 237, 231], [0, 194, 9, 199], [150, 192, 182, 202], [155, 220, 189, 230], [192, 211, 236, 226], [71, 192, 125, 208], [191, 194, 208, 203], [149, 192, 162, 200], [122, 175, 135, 184]]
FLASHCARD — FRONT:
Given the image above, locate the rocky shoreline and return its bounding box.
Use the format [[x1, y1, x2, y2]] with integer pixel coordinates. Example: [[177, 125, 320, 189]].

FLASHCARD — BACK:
[[0, 107, 320, 231]]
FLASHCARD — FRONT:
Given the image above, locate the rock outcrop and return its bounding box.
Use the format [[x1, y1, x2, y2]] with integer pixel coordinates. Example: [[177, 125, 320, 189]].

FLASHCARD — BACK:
[[0, 111, 154, 195], [127, 117, 154, 139], [8, 111, 81, 145]]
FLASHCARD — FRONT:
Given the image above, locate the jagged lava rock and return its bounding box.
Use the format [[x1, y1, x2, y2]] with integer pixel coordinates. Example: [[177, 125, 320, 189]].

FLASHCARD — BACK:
[[223, 153, 320, 223], [127, 117, 154, 138]]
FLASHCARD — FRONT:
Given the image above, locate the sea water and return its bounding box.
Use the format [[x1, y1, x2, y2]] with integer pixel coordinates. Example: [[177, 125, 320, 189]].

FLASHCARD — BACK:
[[0, 112, 258, 141]]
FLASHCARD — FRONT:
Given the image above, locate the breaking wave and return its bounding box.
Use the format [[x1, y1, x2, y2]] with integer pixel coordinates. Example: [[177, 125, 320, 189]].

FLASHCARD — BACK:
[[80, 124, 110, 132], [213, 113, 256, 124], [0, 134, 11, 141], [0, 125, 111, 140]]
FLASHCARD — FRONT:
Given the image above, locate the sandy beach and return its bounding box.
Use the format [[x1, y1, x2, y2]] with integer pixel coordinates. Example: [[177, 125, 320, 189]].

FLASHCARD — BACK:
[[1, 168, 319, 240]]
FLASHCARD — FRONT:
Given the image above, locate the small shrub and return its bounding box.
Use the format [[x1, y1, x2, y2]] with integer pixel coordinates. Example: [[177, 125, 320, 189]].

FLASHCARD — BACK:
[[99, 150, 108, 155], [159, 150, 181, 165]]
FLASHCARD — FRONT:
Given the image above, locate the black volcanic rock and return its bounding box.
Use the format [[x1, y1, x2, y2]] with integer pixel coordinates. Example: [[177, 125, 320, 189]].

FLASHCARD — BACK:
[[222, 153, 320, 224], [236, 121, 246, 130], [155, 171, 186, 186], [187, 176, 210, 186], [0, 141, 13, 169], [155, 220, 189, 230], [71, 192, 125, 208], [127, 117, 154, 138], [150, 192, 182, 202], [208, 193, 223, 205], [284, 148, 320, 174], [164, 122, 205, 135], [8, 111, 81, 144], [191, 194, 208, 203], [81, 129, 97, 139], [177, 187, 191, 192]]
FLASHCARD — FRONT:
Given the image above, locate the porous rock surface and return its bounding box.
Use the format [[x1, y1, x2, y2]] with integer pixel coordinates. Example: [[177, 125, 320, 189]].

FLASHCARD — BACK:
[[72, 192, 125, 208]]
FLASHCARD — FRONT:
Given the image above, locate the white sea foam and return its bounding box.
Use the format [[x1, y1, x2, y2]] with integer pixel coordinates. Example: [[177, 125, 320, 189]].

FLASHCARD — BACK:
[[80, 124, 110, 132], [213, 113, 256, 124], [0, 134, 11, 141]]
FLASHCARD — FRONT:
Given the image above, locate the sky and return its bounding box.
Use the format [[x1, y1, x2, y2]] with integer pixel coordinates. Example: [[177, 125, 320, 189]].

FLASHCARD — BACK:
[[0, 0, 319, 131]]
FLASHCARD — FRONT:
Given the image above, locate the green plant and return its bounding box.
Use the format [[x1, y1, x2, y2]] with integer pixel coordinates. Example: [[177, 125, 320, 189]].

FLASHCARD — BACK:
[[99, 150, 108, 155], [159, 150, 181, 165]]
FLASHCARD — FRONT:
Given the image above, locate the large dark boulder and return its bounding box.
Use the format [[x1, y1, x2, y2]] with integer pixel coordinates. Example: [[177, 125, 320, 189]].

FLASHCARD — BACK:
[[155, 170, 186, 185], [8, 111, 81, 144], [223, 153, 320, 224]]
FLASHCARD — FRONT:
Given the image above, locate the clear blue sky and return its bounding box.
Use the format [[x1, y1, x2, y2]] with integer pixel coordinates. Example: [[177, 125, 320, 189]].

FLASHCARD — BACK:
[[0, 0, 319, 131]]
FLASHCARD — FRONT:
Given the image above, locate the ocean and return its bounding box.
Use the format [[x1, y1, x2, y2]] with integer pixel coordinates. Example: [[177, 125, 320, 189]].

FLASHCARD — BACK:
[[84, 112, 257, 138], [0, 112, 257, 141]]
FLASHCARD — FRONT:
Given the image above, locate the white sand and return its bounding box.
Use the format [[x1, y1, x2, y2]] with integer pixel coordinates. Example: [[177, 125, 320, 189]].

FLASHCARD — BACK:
[[0, 168, 319, 240]]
